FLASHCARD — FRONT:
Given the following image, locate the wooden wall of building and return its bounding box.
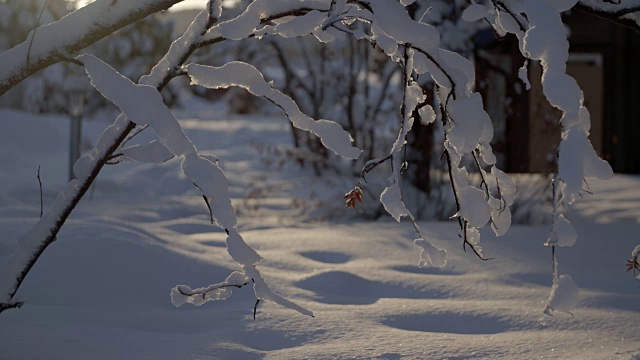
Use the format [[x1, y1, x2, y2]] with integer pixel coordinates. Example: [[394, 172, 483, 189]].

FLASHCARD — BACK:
[[476, 10, 640, 174]]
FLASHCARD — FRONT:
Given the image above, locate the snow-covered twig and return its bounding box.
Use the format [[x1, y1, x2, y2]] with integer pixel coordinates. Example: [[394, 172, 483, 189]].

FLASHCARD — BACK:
[[480, 0, 613, 314], [25, 0, 49, 65], [171, 274, 249, 307]]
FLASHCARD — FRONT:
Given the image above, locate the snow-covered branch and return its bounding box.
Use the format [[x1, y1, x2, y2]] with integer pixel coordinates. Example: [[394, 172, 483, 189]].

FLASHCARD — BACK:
[[186, 62, 360, 159], [171, 271, 249, 307], [0, 0, 187, 96], [2, 0, 348, 316], [474, 0, 615, 314], [0, 2, 221, 313]]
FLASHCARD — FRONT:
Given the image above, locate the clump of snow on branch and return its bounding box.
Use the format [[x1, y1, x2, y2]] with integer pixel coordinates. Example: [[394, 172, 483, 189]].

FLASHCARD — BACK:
[[546, 214, 577, 247], [186, 62, 361, 160], [545, 274, 579, 315], [203, 0, 329, 41], [171, 271, 248, 307]]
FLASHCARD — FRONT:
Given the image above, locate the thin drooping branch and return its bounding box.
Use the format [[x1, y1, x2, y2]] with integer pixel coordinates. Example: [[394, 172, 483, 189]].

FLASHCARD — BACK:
[[368, 62, 401, 123], [491, 0, 527, 33], [472, 149, 491, 198], [0, 0, 187, 96], [298, 37, 321, 102], [575, 2, 640, 32], [546, 173, 561, 296], [175, 282, 247, 297], [37, 166, 43, 218], [543, 244, 558, 315], [0, 302, 23, 313], [269, 40, 314, 101], [172, 277, 277, 319], [26, 0, 50, 65], [360, 154, 393, 181], [253, 299, 261, 320], [577, 0, 640, 17], [411, 47, 457, 95], [435, 86, 488, 261], [192, 182, 214, 224]]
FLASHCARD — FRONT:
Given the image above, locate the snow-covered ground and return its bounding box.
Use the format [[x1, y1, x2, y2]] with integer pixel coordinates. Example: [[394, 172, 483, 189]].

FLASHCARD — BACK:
[[0, 103, 639, 359]]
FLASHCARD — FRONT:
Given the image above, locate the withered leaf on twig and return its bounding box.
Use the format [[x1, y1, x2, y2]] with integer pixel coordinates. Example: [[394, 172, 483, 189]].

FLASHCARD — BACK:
[[344, 186, 364, 209]]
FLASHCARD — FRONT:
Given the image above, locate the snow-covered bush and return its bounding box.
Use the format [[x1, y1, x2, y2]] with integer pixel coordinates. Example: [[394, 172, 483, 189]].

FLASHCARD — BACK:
[[0, 0, 637, 319]]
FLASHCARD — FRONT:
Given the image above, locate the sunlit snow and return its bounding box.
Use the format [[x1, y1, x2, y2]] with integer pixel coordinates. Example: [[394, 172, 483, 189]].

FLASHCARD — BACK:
[[0, 103, 639, 359]]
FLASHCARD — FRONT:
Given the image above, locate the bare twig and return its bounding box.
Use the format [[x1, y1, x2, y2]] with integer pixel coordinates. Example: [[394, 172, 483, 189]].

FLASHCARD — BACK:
[[462, 220, 493, 261], [472, 149, 491, 198], [398, 45, 411, 175], [192, 182, 214, 224], [491, 0, 528, 33], [577, 0, 640, 17], [34, 166, 43, 219], [121, 124, 150, 148], [202, 196, 213, 224], [360, 154, 392, 182], [544, 245, 559, 315], [253, 299, 261, 320], [0, 302, 23, 313], [435, 85, 490, 262], [26, 0, 49, 65]]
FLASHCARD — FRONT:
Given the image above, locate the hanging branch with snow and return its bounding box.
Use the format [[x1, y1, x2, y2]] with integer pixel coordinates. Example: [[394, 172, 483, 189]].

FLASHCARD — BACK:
[[462, 0, 615, 314]]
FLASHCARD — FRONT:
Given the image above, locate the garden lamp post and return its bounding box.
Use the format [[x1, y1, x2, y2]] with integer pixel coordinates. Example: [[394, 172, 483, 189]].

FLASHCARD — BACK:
[[63, 75, 88, 181]]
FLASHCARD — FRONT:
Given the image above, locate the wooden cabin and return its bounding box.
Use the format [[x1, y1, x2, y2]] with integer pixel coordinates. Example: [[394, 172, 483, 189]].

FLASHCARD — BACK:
[[475, 10, 640, 174]]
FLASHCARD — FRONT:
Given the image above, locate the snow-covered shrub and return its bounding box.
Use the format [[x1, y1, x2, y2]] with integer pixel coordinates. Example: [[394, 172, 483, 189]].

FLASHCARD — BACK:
[[1, 0, 636, 319]]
